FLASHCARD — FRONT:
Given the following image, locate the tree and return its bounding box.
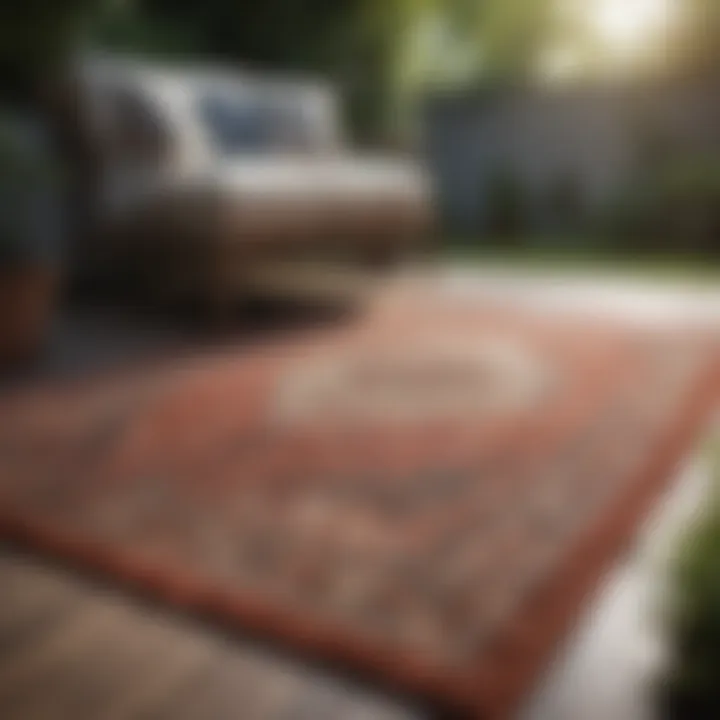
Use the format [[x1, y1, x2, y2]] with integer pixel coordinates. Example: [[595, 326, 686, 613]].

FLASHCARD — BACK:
[[0, 0, 106, 104], [670, 0, 720, 76], [90, 0, 558, 141]]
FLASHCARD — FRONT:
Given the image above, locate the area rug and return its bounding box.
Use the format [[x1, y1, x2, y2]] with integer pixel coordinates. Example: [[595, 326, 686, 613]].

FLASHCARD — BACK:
[[0, 289, 717, 717]]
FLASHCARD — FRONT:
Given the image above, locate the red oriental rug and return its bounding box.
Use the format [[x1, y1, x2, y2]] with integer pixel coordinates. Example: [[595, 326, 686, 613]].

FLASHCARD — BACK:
[[0, 289, 717, 717]]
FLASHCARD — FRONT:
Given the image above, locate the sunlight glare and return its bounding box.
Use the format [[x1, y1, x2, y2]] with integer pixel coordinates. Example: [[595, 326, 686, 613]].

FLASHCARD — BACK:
[[591, 0, 673, 52]]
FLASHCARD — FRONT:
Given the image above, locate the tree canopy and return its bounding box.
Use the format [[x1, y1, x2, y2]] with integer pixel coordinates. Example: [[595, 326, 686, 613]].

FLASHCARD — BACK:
[[3, 0, 720, 132], [0, 0, 102, 103]]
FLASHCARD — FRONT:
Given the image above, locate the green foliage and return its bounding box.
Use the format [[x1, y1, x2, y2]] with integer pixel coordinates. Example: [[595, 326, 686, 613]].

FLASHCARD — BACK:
[[484, 165, 527, 239], [0, 0, 107, 104], [609, 155, 720, 256], [666, 0, 720, 77], [92, 10, 203, 58], [474, 0, 555, 81], [666, 458, 720, 717], [546, 170, 585, 230]]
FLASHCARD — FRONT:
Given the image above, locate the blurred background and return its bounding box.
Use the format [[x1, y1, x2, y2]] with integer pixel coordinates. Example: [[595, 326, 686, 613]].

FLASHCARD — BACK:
[[1, 0, 720, 363], [4, 1, 720, 238], [3, 1, 720, 254]]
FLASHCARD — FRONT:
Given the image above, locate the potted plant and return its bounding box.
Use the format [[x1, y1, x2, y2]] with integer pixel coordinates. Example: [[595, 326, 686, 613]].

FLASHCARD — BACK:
[[0, 115, 62, 368], [661, 447, 720, 719]]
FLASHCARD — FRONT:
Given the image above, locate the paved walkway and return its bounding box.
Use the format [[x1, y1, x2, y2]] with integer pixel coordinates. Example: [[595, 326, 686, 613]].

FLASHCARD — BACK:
[[0, 545, 418, 720], [440, 265, 720, 327]]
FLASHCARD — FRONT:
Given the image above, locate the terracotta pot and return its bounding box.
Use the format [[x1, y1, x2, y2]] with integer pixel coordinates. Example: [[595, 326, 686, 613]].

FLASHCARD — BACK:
[[0, 265, 58, 368]]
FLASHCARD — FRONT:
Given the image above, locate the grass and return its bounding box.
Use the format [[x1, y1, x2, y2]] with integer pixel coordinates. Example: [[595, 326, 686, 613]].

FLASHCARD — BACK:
[[447, 241, 720, 287]]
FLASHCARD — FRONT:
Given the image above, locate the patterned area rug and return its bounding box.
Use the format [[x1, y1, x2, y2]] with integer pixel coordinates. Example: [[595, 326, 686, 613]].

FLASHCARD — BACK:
[[0, 289, 717, 717]]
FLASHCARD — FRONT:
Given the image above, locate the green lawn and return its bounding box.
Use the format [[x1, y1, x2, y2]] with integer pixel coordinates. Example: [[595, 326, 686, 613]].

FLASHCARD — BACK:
[[448, 242, 720, 287]]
